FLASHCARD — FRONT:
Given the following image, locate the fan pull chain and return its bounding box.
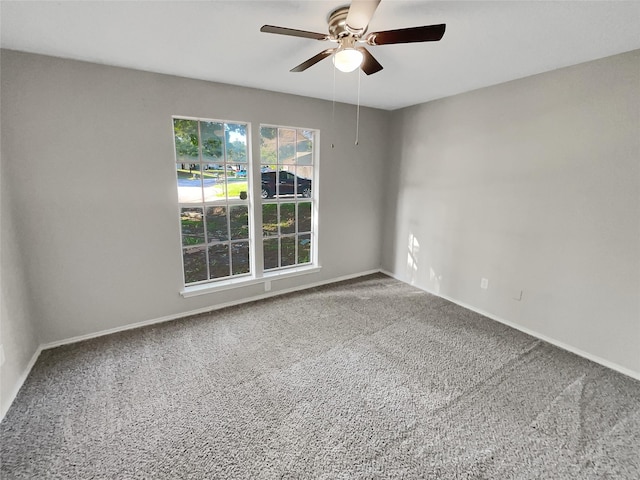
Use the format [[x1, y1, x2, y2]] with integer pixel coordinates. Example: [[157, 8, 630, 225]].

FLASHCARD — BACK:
[[355, 67, 361, 146], [331, 63, 336, 148]]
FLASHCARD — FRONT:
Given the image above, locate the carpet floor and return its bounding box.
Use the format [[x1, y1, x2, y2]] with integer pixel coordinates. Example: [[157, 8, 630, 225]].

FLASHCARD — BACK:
[[1, 273, 639, 479]]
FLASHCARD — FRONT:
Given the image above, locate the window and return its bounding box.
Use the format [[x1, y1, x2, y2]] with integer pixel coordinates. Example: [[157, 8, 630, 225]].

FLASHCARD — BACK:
[[260, 126, 315, 272], [173, 118, 318, 292], [173, 118, 250, 285]]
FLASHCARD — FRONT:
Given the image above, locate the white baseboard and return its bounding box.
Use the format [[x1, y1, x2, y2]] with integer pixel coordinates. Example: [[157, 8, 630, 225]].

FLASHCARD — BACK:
[[5, 266, 635, 424], [380, 269, 640, 382], [42, 268, 381, 351], [1, 345, 43, 421], [2, 269, 380, 422]]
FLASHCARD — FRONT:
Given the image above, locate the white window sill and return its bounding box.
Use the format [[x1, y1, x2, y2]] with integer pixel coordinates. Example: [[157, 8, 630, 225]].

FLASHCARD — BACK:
[[180, 265, 322, 298]]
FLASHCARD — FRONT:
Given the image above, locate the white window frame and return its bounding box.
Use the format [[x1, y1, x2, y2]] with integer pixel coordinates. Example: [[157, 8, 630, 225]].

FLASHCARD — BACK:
[[259, 124, 318, 275], [173, 116, 253, 288], [173, 118, 321, 297]]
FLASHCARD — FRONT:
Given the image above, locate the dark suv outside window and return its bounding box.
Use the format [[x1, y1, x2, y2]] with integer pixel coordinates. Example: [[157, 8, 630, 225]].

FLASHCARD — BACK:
[[261, 171, 311, 199]]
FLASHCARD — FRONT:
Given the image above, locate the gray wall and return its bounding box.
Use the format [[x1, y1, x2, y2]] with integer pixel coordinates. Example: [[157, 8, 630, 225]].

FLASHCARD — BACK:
[[383, 50, 640, 375], [2, 47, 639, 417], [1, 140, 40, 417], [0, 50, 388, 350]]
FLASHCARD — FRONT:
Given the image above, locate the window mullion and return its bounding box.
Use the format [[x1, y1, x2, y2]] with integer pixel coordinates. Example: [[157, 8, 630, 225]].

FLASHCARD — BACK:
[[277, 202, 282, 269], [251, 123, 264, 278], [197, 121, 212, 281], [295, 202, 299, 265]]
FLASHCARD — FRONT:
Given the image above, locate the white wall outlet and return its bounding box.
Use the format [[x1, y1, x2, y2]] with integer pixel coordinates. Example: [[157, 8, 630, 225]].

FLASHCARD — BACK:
[[264, 280, 271, 292], [480, 278, 489, 289], [0, 344, 5, 367]]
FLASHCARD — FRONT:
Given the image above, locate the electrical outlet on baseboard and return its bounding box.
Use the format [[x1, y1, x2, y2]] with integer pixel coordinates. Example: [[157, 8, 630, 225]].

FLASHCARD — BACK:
[[264, 280, 271, 292], [0, 344, 5, 367], [480, 278, 489, 289]]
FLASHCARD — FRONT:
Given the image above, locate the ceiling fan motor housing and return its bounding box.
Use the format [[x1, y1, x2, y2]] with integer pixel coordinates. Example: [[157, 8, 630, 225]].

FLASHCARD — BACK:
[[328, 6, 367, 39]]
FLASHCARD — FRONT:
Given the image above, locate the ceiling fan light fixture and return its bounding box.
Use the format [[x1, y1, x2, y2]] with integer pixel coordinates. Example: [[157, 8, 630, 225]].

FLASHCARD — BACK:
[[261, 0, 446, 75], [333, 46, 363, 73]]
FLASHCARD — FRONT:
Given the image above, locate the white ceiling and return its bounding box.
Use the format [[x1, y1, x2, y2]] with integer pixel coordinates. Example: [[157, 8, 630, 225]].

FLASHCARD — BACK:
[[2, 0, 639, 110]]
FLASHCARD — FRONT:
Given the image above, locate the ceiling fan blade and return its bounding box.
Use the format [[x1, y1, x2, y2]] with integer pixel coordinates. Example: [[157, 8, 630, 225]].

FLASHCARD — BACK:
[[357, 47, 383, 75], [366, 24, 446, 45], [345, 0, 381, 34], [290, 49, 336, 72], [260, 25, 328, 41]]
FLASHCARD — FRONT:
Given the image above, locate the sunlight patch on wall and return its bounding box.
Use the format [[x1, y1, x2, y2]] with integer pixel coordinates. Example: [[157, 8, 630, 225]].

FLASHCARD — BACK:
[[429, 267, 442, 294], [407, 233, 420, 284]]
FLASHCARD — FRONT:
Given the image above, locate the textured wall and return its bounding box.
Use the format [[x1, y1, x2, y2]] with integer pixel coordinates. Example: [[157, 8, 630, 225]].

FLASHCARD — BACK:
[[1, 130, 40, 418], [3, 47, 639, 419], [0, 50, 389, 346], [383, 50, 640, 375]]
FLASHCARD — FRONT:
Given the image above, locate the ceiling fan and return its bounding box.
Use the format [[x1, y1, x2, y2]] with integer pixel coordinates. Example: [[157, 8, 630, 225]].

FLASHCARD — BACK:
[[260, 0, 446, 75]]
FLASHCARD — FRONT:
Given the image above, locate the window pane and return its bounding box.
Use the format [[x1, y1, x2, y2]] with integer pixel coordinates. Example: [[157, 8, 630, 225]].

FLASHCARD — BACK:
[[183, 246, 207, 283], [209, 244, 230, 279], [226, 175, 249, 201], [263, 238, 279, 270], [280, 203, 295, 235], [298, 234, 311, 264], [273, 166, 312, 199], [278, 128, 296, 166], [281, 236, 296, 267], [200, 122, 224, 163], [296, 166, 313, 198], [229, 205, 249, 240], [173, 119, 199, 163], [298, 202, 312, 233], [276, 166, 296, 197], [296, 129, 313, 151], [296, 129, 313, 165], [226, 123, 247, 164], [206, 206, 228, 242], [176, 164, 203, 203], [260, 126, 277, 167], [181, 208, 205, 246], [278, 128, 296, 145], [279, 143, 296, 165], [262, 203, 278, 237], [260, 171, 276, 199], [231, 241, 250, 275], [203, 172, 224, 202]]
